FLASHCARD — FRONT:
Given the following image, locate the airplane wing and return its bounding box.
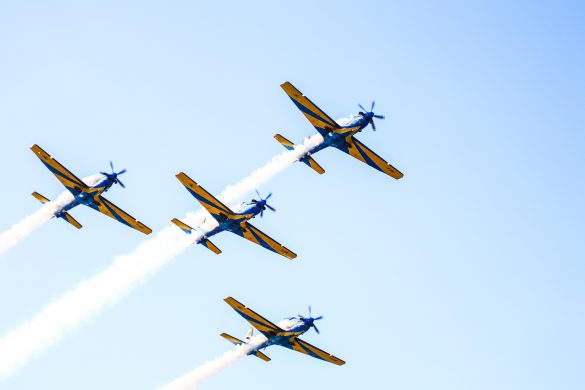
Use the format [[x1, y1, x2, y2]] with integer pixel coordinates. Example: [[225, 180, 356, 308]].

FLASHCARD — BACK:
[[281, 82, 342, 137], [175, 172, 235, 221], [283, 337, 346, 366], [30, 144, 89, 196], [86, 195, 152, 235], [230, 222, 297, 260], [334, 136, 404, 179], [224, 297, 284, 338]]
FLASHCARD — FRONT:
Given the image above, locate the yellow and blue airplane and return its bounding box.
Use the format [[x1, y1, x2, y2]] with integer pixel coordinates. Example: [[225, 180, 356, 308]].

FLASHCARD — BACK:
[[30, 144, 152, 234], [275, 81, 404, 179], [221, 297, 345, 366], [171, 172, 296, 259]]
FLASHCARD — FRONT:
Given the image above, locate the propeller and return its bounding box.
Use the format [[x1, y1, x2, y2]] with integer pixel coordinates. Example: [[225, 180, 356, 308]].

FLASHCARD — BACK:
[[100, 161, 127, 188], [358, 101, 385, 131], [295, 306, 324, 334], [249, 190, 276, 217]]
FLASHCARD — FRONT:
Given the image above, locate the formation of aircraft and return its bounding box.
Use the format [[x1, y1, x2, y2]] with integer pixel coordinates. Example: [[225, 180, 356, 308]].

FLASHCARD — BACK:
[[275, 81, 404, 179], [23, 82, 406, 368], [171, 172, 296, 259], [221, 297, 345, 365], [30, 144, 152, 234]]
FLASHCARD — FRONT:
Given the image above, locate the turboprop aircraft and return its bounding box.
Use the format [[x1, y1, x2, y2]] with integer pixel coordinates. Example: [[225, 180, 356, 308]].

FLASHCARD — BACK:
[[171, 172, 296, 259], [276, 81, 404, 179], [30, 144, 152, 234], [221, 297, 345, 365]]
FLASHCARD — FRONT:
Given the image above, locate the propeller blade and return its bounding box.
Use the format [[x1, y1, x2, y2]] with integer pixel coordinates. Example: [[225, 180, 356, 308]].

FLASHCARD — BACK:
[[255, 189, 261, 199], [358, 103, 367, 112], [315, 315, 323, 320], [117, 169, 127, 175], [308, 306, 312, 317], [266, 204, 276, 212], [260, 210, 264, 218], [373, 114, 385, 119], [109, 161, 114, 172], [371, 101, 375, 111], [313, 324, 320, 334], [370, 119, 376, 131], [265, 192, 272, 200], [117, 179, 125, 188]]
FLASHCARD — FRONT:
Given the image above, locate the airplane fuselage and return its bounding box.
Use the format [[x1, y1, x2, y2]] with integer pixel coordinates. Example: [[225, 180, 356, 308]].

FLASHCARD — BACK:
[[253, 319, 313, 351], [199, 203, 264, 242], [303, 113, 372, 157], [54, 176, 116, 217]]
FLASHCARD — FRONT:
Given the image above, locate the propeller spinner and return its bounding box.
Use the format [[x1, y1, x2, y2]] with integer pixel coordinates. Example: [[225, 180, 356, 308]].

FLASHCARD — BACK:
[[358, 101, 385, 131], [290, 306, 324, 334], [249, 190, 276, 218], [100, 161, 127, 188]]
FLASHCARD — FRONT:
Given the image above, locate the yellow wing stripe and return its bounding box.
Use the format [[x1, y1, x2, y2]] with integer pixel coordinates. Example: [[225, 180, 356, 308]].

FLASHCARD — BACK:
[[344, 136, 404, 180], [224, 297, 283, 337], [92, 196, 152, 235], [175, 172, 234, 219], [290, 338, 346, 366], [281, 82, 342, 135], [30, 144, 88, 193], [239, 222, 297, 260]]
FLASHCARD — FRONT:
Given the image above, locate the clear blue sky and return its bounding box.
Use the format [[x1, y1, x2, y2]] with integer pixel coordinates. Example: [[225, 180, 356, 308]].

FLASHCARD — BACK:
[[0, 1, 583, 389]]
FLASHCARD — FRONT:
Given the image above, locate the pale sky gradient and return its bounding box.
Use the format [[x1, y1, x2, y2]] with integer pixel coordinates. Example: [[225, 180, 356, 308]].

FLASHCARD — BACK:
[[0, 1, 583, 389]]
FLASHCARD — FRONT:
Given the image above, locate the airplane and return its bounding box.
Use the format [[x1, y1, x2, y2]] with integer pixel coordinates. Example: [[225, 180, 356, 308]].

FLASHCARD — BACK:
[[30, 144, 152, 234], [221, 296, 345, 366], [275, 81, 404, 179], [171, 172, 296, 259]]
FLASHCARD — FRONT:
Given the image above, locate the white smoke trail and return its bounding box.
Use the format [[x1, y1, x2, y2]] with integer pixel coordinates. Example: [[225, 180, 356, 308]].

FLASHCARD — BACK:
[[158, 319, 296, 389], [0, 174, 105, 257], [0, 135, 324, 381], [158, 335, 267, 390]]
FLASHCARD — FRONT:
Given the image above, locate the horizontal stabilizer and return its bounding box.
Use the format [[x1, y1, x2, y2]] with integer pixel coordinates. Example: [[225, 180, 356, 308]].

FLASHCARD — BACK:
[[32, 191, 50, 204], [252, 351, 271, 362], [32, 192, 82, 229], [200, 238, 222, 254], [171, 218, 194, 234], [220, 333, 271, 362], [275, 134, 325, 174], [220, 333, 243, 345], [274, 134, 295, 151], [300, 155, 325, 175], [60, 212, 82, 229]]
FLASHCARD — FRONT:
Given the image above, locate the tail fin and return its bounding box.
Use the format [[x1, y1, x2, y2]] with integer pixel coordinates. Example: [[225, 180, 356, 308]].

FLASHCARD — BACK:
[[32, 192, 82, 229], [171, 218, 194, 234], [219, 333, 270, 362], [172, 218, 221, 254], [274, 134, 325, 175], [245, 328, 253, 341]]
